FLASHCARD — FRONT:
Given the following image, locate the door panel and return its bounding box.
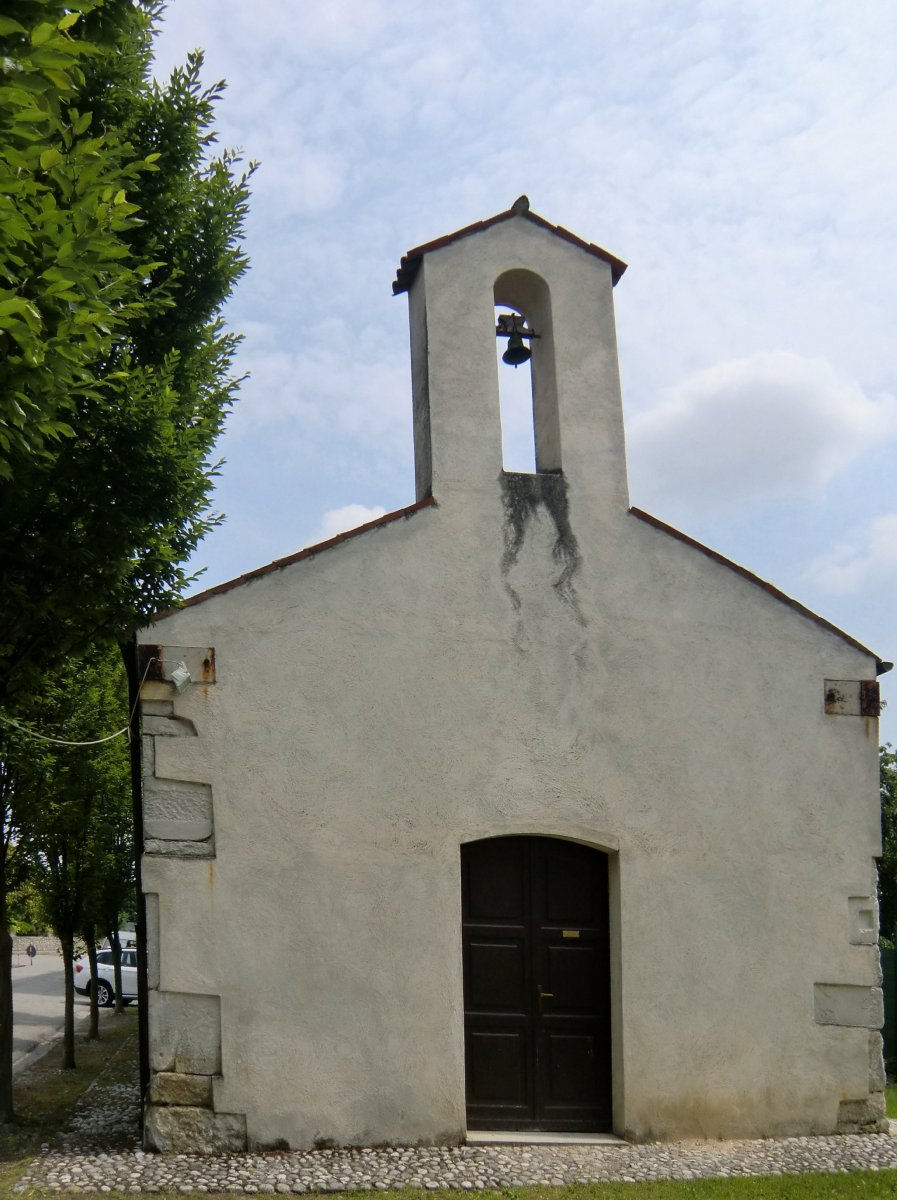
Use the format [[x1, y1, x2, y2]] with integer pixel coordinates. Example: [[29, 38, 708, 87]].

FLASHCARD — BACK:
[[467, 939, 527, 1008], [462, 836, 612, 1131], [545, 944, 601, 1010], [467, 1030, 528, 1103]]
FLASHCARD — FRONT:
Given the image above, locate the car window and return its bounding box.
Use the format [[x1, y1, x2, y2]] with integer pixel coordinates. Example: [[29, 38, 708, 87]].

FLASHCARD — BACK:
[[122, 951, 136, 967], [96, 951, 112, 964]]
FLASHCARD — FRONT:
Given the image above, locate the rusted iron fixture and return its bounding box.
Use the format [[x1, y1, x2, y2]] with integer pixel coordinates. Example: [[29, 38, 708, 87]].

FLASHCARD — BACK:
[[136, 644, 216, 686], [496, 312, 539, 367], [824, 680, 882, 718]]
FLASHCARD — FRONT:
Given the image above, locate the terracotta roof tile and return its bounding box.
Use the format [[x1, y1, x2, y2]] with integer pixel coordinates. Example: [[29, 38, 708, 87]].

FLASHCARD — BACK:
[[393, 197, 627, 295]]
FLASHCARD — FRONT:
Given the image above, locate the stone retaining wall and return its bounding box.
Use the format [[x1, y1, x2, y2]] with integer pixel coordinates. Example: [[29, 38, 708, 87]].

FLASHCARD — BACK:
[[12, 934, 61, 955]]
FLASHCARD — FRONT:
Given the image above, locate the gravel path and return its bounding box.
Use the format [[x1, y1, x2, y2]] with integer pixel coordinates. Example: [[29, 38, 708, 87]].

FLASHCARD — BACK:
[[15, 1046, 897, 1193]]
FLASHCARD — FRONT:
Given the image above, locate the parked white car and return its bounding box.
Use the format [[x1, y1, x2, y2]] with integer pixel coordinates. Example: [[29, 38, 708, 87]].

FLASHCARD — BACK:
[[100, 930, 137, 950], [73, 947, 139, 1006]]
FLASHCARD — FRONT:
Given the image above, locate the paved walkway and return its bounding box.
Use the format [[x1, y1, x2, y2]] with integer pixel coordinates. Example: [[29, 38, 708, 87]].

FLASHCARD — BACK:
[[14, 1044, 897, 1192], [12, 953, 82, 1075]]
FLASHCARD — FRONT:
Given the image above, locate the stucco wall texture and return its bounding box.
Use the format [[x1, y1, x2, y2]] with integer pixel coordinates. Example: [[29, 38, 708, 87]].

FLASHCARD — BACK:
[[139, 209, 884, 1150]]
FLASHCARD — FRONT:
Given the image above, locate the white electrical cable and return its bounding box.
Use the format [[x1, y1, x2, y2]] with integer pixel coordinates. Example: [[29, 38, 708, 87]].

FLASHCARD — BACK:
[[0, 713, 129, 746]]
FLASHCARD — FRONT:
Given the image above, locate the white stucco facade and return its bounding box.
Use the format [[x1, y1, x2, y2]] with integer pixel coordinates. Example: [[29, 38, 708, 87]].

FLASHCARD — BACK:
[[137, 202, 886, 1151]]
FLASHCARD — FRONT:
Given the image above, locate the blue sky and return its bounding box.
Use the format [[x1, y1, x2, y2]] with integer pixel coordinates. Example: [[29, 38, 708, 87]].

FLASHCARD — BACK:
[[150, 0, 897, 739]]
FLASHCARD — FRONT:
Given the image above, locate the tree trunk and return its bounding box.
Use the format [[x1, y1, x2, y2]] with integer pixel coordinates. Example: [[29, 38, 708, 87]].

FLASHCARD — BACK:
[[0, 922, 13, 1123], [0, 827, 14, 1123], [85, 933, 99, 1040], [60, 930, 76, 1069], [109, 928, 124, 1015]]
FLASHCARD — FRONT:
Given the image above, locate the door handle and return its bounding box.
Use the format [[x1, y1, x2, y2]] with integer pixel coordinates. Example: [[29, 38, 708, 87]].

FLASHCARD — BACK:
[[536, 983, 554, 1013]]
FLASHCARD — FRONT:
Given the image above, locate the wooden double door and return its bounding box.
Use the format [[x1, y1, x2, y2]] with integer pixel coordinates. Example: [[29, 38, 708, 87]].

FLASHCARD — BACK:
[[461, 836, 612, 1132]]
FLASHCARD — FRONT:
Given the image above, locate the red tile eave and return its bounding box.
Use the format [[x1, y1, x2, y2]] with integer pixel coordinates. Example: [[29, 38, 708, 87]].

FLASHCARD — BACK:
[[152, 495, 437, 619], [629, 507, 880, 663], [393, 206, 627, 295]]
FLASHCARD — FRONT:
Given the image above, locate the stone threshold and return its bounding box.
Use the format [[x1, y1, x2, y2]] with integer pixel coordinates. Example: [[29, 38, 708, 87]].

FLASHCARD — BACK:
[[466, 1130, 629, 1146]]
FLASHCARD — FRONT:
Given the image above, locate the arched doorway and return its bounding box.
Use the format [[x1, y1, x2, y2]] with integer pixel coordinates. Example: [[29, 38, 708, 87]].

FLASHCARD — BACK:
[[461, 836, 612, 1132]]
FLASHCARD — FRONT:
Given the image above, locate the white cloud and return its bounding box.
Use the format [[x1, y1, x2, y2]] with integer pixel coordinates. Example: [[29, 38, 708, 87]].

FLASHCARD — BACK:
[[804, 514, 897, 595], [627, 352, 897, 511], [228, 338, 411, 456], [312, 504, 388, 544]]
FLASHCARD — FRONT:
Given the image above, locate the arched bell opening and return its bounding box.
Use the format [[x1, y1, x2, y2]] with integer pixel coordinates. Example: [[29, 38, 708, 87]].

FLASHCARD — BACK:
[[494, 270, 561, 476], [494, 303, 537, 473]]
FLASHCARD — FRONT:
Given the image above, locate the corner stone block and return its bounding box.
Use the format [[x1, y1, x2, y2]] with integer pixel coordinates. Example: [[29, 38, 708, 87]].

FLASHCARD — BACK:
[[869, 1031, 887, 1092], [149, 1072, 214, 1108], [143, 777, 213, 843], [144, 1104, 246, 1153], [837, 1094, 887, 1133], [142, 714, 198, 738], [145, 893, 160, 991], [144, 837, 213, 858], [848, 896, 878, 946], [149, 991, 221, 1075], [814, 983, 884, 1028], [142, 736, 155, 781]]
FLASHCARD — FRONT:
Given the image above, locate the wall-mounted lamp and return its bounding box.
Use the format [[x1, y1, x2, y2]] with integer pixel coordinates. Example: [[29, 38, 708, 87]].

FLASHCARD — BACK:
[[170, 660, 192, 694], [496, 312, 539, 368]]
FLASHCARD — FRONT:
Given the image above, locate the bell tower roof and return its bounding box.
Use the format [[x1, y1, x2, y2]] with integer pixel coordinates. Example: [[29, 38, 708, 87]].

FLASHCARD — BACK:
[[392, 196, 627, 295]]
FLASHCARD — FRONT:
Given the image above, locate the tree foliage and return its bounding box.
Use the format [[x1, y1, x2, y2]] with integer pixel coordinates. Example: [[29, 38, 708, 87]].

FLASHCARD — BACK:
[[1, 643, 131, 1070], [880, 743, 897, 944], [0, 0, 252, 1114], [0, 0, 254, 706], [0, 0, 155, 475]]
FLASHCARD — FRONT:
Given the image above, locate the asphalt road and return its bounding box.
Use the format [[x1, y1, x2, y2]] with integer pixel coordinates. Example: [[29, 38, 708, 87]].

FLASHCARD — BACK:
[[11, 950, 89, 1074]]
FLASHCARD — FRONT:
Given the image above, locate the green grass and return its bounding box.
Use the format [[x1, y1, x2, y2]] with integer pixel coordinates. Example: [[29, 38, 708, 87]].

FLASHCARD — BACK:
[[0, 1028, 895, 1199], [9, 1179, 897, 1200], [886, 1085, 897, 1119], [0, 1007, 137, 1194]]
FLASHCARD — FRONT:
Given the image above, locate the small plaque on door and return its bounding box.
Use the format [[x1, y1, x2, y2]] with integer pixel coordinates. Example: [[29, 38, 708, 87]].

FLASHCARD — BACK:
[[562, 930, 580, 938]]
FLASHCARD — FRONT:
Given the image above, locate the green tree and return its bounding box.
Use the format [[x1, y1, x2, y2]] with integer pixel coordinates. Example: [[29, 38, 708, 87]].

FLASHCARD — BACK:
[[0, 0, 157, 476], [8, 644, 130, 1072], [82, 762, 135, 1021], [880, 743, 897, 945], [0, 0, 253, 706], [0, 0, 252, 1119], [6, 870, 45, 935]]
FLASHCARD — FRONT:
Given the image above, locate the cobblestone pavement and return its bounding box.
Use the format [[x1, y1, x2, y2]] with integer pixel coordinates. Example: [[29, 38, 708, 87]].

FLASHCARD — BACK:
[[15, 1049, 897, 1193]]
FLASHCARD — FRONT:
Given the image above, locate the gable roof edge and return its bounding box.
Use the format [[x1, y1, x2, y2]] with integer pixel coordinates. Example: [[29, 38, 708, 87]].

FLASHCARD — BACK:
[[629, 506, 881, 664], [393, 204, 627, 295]]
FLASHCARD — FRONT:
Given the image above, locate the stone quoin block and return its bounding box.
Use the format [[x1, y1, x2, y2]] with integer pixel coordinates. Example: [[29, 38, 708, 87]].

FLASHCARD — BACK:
[[144, 1105, 246, 1154], [143, 777, 213, 844], [149, 1071, 215, 1108], [144, 893, 160, 991], [848, 896, 878, 946], [142, 713, 198, 738], [813, 983, 883, 1028], [149, 991, 222, 1075]]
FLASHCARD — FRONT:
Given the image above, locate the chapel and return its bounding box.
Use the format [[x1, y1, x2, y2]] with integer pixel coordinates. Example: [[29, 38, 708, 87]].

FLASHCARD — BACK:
[[135, 199, 887, 1151]]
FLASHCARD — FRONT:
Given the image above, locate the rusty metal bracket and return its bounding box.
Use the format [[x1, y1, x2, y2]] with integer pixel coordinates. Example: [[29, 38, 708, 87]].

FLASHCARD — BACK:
[[137, 645, 216, 687], [824, 679, 880, 717], [859, 679, 880, 718]]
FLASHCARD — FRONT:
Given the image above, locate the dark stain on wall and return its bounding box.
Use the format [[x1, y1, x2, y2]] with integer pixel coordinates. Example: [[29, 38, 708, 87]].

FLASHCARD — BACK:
[[499, 470, 585, 625]]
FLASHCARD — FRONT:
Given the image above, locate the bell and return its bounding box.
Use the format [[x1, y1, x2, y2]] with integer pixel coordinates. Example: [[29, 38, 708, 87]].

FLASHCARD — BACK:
[[502, 332, 532, 368]]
